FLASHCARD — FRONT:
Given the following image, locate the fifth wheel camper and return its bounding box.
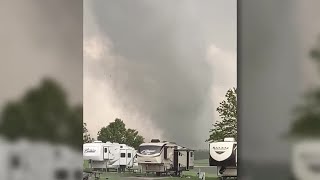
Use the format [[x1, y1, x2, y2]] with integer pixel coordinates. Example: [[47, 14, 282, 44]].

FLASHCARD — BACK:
[[209, 137, 237, 179], [137, 139, 194, 176], [83, 141, 136, 172], [291, 140, 320, 180]]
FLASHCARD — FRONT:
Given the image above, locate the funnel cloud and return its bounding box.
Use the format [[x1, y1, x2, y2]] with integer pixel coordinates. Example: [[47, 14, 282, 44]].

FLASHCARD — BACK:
[[84, 0, 237, 149]]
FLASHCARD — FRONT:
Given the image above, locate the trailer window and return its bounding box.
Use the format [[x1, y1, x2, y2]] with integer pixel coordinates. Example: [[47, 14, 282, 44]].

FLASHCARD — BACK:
[[74, 169, 82, 180], [10, 155, 21, 168], [138, 145, 162, 155], [190, 152, 193, 157], [55, 169, 68, 180], [121, 153, 125, 158], [104, 148, 108, 153], [128, 153, 131, 158]]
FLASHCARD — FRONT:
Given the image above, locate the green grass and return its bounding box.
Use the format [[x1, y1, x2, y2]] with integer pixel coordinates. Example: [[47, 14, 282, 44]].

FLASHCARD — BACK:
[[93, 172, 218, 180], [83, 160, 89, 169], [83, 159, 218, 179], [194, 159, 209, 166], [186, 167, 217, 178], [83, 159, 209, 169]]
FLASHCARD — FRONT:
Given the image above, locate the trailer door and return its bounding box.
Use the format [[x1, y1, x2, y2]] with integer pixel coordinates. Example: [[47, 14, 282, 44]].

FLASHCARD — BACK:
[[173, 150, 179, 171], [119, 149, 127, 166], [127, 150, 133, 167], [186, 151, 189, 170]]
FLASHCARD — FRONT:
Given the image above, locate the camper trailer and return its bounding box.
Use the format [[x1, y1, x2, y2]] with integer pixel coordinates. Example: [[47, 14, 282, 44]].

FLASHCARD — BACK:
[[0, 137, 10, 180], [28, 142, 82, 180], [27, 141, 56, 180], [83, 141, 136, 172], [118, 143, 137, 171], [53, 145, 83, 180], [136, 139, 194, 176], [0, 136, 82, 180], [9, 139, 31, 180], [209, 137, 237, 179], [291, 140, 320, 180], [0, 138, 45, 180]]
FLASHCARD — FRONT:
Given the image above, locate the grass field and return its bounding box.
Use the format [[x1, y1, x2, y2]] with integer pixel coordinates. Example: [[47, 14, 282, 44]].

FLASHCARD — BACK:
[[194, 159, 209, 166], [83, 159, 218, 180], [92, 173, 218, 180], [83, 159, 210, 169]]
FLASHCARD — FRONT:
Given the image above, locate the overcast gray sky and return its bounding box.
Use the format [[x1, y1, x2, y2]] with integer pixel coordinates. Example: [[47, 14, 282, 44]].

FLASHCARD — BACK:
[[240, 0, 320, 163], [84, 0, 237, 149], [0, 0, 82, 110]]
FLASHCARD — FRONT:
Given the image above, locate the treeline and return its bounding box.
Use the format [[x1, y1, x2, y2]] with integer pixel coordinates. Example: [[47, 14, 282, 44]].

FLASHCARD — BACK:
[[0, 76, 238, 154], [83, 118, 144, 149], [194, 150, 210, 160], [0, 78, 83, 151], [84, 87, 238, 151]]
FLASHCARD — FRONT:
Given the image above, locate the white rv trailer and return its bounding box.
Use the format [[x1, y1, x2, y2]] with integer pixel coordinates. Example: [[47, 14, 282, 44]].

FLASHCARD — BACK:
[[27, 142, 82, 180], [52, 145, 83, 180], [0, 138, 35, 180], [83, 141, 136, 172], [8, 138, 31, 180], [209, 137, 237, 179], [27, 141, 56, 180], [291, 139, 320, 180], [136, 139, 194, 176], [0, 136, 82, 180], [0, 137, 11, 180], [118, 143, 136, 171]]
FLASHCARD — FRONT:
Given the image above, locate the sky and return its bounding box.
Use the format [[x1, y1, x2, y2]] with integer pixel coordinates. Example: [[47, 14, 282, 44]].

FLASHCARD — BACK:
[[83, 0, 237, 149], [0, 0, 82, 110], [1, 0, 319, 164], [240, 0, 320, 163]]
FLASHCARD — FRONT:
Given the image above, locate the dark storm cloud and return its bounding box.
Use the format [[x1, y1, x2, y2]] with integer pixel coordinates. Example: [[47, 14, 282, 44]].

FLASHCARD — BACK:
[[0, 0, 82, 108], [240, 0, 320, 163], [89, 0, 215, 148]]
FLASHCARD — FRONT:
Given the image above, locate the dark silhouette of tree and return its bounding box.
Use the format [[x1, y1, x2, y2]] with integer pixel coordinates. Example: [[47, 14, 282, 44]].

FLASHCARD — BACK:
[[289, 38, 320, 137], [83, 122, 94, 143], [206, 88, 237, 142], [0, 78, 82, 151]]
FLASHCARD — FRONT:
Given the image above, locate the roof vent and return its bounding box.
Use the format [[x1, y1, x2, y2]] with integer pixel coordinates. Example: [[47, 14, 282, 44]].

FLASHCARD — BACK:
[[93, 141, 102, 143], [224, 137, 235, 142], [151, 139, 161, 143]]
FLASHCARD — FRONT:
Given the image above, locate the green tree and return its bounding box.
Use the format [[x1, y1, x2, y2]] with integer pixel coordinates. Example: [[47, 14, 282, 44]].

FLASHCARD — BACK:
[[97, 118, 144, 149], [83, 122, 94, 143], [125, 128, 145, 149], [0, 78, 82, 151], [288, 39, 320, 137], [206, 87, 237, 142]]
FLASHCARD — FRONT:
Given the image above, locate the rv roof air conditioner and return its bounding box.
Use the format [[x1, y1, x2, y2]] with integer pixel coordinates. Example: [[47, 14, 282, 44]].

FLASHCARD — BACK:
[[224, 137, 235, 142], [151, 139, 161, 143]]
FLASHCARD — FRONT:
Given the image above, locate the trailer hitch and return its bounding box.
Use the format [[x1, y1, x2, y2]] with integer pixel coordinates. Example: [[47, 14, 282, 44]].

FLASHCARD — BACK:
[[219, 166, 226, 174]]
